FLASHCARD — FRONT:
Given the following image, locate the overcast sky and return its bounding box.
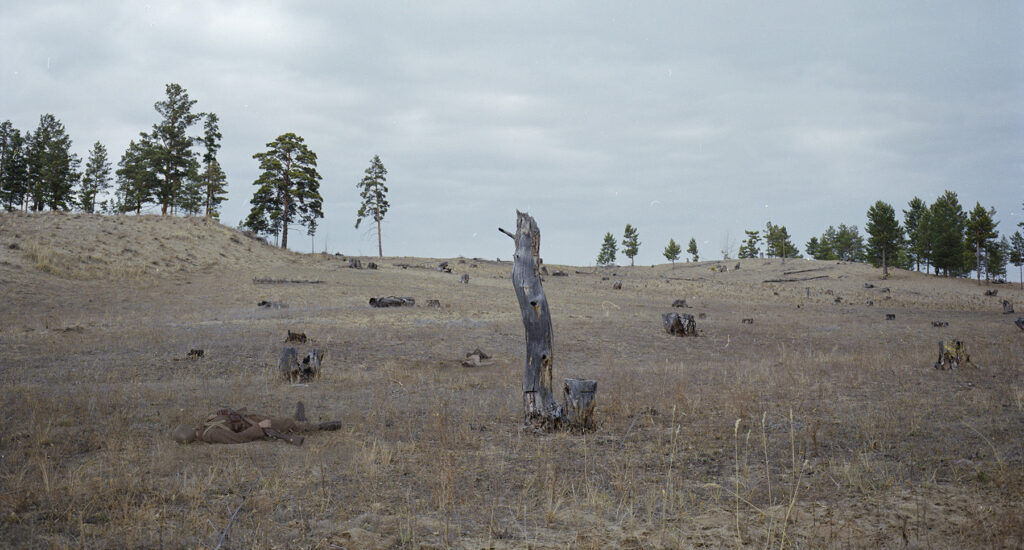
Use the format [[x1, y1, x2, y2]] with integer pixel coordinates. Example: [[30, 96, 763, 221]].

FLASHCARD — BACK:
[[2, 2, 1022, 265]]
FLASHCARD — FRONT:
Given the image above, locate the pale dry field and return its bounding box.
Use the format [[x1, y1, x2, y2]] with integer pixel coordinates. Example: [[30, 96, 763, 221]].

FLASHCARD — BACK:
[[1, 211, 1022, 549]]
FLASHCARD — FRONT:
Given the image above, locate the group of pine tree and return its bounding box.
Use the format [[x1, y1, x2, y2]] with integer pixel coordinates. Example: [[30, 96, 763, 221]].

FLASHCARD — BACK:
[[0, 84, 228, 217], [598, 193, 1024, 284], [0, 82, 393, 256]]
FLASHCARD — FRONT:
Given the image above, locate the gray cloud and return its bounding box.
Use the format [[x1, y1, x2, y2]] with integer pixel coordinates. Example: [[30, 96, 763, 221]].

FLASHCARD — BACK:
[[3, 1, 1021, 264]]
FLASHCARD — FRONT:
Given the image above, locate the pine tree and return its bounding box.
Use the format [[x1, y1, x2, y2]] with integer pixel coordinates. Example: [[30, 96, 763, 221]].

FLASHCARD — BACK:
[[355, 155, 389, 257], [25, 114, 79, 211], [244, 133, 323, 249], [0, 121, 28, 211], [865, 201, 904, 278], [988, 235, 1008, 281], [927, 191, 967, 276], [687, 237, 699, 262], [739, 230, 761, 258], [144, 83, 201, 215], [663, 238, 681, 265], [114, 140, 156, 214], [621, 224, 640, 266], [597, 232, 617, 265], [903, 197, 929, 272], [199, 113, 227, 218], [78, 141, 111, 213], [764, 222, 801, 259], [1009, 231, 1024, 289], [965, 202, 998, 283]]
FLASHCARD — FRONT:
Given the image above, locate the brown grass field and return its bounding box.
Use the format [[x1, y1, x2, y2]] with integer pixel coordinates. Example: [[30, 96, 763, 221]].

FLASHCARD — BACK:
[[1, 211, 1022, 549]]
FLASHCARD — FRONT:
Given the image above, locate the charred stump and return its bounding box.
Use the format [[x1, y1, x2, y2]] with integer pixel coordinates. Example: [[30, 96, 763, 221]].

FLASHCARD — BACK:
[[1003, 300, 1014, 314], [501, 212, 597, 431]]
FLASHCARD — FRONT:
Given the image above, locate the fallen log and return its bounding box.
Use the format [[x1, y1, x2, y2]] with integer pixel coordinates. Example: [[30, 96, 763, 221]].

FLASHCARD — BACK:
[[253, 277, 324, 284], [762, 275, 829, 283], [369, 296, 415, 307]]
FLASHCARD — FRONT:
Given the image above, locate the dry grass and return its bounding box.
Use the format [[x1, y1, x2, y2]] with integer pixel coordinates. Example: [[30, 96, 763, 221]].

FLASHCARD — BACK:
[[1, 211, 1022, 548]]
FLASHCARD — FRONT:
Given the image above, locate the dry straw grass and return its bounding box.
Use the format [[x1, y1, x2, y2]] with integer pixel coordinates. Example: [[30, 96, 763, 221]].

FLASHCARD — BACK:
[[0, 212, 1022, 548]]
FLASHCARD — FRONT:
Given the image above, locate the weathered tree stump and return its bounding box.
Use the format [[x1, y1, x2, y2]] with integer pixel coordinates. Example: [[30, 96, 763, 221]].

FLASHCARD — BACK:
[[186, 349, 204, 360], [369, 296, 415, 307], [1003, 300, 1014, 314], [280, 346, 324, 382], [864, 282, 874, 289], [612, 280, 622, 290], [348, 258, 362, 269], [426, 299, 441, 308], [437, 261, 451, 273], [460, 274, 470, 284], [885, 313, 896, 320], [367, 262, 378, 270], [563, 378, 597, 430], [662, 312, 696, 336], [1015, 317, 1024, 330], [286, 330, 307, 343], [500, 212, 597, 431], [671, 299, 689, 308], [934, 340, 970, 369], [279, 347, 298, 379], [985, 289, 998, 296]]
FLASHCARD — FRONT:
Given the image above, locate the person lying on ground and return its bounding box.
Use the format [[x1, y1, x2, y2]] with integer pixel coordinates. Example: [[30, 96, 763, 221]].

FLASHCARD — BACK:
[[171, 402, 340, 446]]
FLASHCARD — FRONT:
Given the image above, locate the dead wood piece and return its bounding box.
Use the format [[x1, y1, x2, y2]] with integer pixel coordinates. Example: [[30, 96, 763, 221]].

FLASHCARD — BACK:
[[834, 297, 842, 304], [662, 312, 697, 336], [932, 321, 949, 327], [460, 274, 470, 284], [734, 263, 740, 270], [298, 349, 325, 381], [257, 300, 288, 309], [503, 211, 596, 431], [369, 296, 415, 308], [1003, 300, 1014, 314], [762, 275, 829, 283], [186, 349, 204, 360], [279, 347, 299, 380], [672, 299, 689, 308], [612, 280, 622, 290], [367, 262, 378, 270], [564, 378, 598, 431], [348, 258, 362, 269], [864, 282, 874, 289], [286, 330, 308, 344], [541, 266, 548, 275], [551, 270, 568, 276], [783, 267, 832, 276], [885, 313, 896, 320], [461, 354, 483, 368], [426, 299, 441, 307], [1016, 317, 1024, 331], [437, 261, 452, 273], [934, 340, 970, 370], [466, 347, 491, 360], [253, 277, 324, 284], [866, 300, 874, 306], [984, 289, 998, 296], [698, 312, 707, 319], [741, 318, 753, 324]]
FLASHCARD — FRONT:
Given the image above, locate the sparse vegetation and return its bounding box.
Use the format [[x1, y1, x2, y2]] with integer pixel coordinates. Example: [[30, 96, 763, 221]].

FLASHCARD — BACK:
[[1, 213, 1021, 548]]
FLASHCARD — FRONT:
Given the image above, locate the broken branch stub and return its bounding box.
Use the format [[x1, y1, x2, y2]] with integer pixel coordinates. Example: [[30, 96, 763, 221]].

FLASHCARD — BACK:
[[504, 211, 596, 431]]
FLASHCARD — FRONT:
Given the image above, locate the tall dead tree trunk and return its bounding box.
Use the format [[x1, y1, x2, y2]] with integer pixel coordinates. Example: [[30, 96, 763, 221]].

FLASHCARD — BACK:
[[501, 211, 596, 430]]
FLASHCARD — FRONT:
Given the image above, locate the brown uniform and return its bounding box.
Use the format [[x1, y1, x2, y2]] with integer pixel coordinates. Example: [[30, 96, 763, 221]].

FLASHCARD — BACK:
[[197, 408, 320, 444]]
